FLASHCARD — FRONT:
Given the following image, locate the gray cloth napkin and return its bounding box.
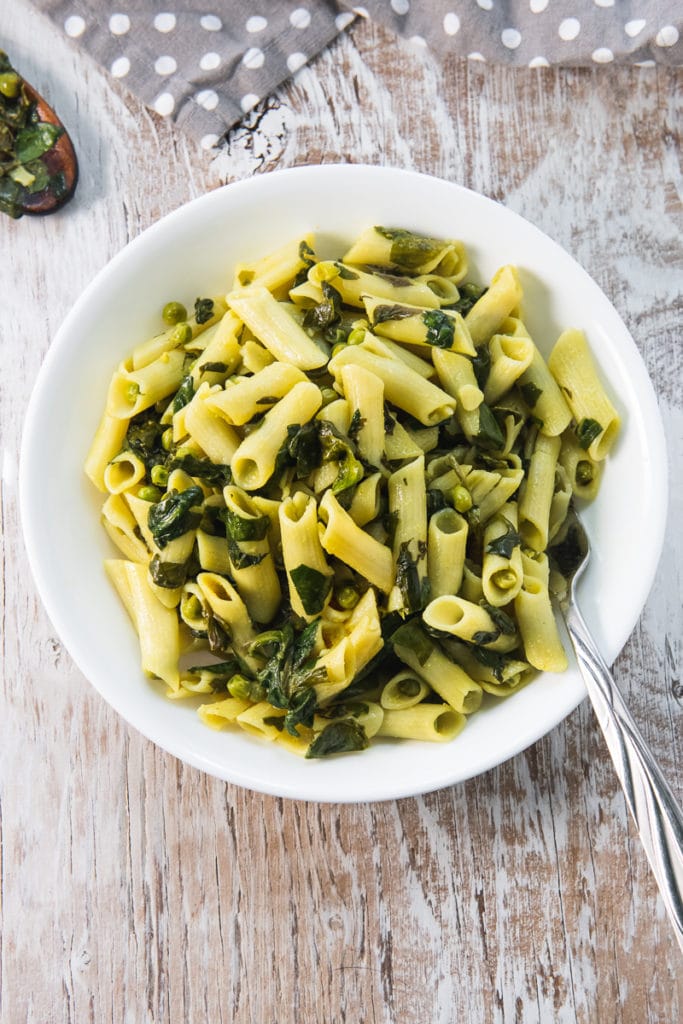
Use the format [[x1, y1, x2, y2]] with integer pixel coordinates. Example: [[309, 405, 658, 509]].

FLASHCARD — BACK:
[[32, 1, 683, 150]]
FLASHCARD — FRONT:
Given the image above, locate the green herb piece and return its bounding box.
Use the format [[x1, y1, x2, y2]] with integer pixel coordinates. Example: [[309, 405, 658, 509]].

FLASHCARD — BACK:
[[124, 416, 166, 469], [199, 361, 228, 374], [426, 489, 448, 516], [194, 297, 215, 324], [390, 619, 433, 667], [347, 408, 366, 441], [207, 612, 232, 654], [149, 555, 189, 589], [302, 280, 343, 332], [575, 417, 603, 450], [334, 261, 360, 280], [148, 486, 203, 548], [482, 603, 517, 636], [486, 520, 521, 559], [290, 564, 333, 616], [395, 542, 430, 614], [171, 375, 194, 413], [375, 226, 445, 271], [227, 541, 266, 570], [306, 720, 369, 758], [14, 122, 62, 163], [371, 303, 415, 326], [170, 451, 232, 487], [471, 629, 500, 646], [548, 521, 585, 579], [519, 381, 542, 408], [422, 309, 455, 349], [220, 506, 269, 542], [476, 404, 505, 450], [249, 621, 324, 736], [471, 345, 491, 389]]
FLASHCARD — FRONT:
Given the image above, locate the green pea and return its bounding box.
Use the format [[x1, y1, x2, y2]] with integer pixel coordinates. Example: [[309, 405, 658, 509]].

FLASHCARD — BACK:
[[161, 428, 174, 451], [162, 301, 188, 325], [331, 343, 347, 358], [491, 569, 517, 591], [335, 584, 360, 610], [150, 464, 169, 487], [138, 485, 163, 502], [347, 327, 366, 346], [576, 460, 594, 486], [451, 485, 472, 513], [181, 594, 203, 621], [171, 323, 193, 344], [0, 72, 20, 98]]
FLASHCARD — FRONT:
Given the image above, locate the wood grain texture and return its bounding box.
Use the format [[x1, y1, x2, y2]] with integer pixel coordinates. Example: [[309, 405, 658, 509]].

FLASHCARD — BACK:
[[1, 9, 682, 1023]]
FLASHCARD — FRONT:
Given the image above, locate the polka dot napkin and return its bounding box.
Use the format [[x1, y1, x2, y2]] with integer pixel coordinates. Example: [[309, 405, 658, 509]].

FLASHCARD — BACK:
[[32, 1, 682, 150]]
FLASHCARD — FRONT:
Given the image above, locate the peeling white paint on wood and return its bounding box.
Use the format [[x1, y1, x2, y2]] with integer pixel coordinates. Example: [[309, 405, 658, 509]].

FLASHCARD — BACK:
[[1, 9, 682, 1024]]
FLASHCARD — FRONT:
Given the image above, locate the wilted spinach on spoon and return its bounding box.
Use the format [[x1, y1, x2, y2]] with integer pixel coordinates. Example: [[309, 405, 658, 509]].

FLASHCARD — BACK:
[[0, 49, 78, 218]]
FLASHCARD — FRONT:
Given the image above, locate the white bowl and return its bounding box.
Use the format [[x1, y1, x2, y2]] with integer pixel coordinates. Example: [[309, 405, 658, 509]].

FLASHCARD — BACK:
[[20, 165, 667, 803]]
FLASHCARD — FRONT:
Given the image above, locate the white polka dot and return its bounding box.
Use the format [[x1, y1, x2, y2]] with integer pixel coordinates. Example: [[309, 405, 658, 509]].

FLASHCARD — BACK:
[[240, 93, 260, 113], [64, 15, 85, 37], [153, 92, 175, 116], [559, 18, 580, 41], [199, 52, 221, 71], [336, 13, 355, 30], [443, 13, 460, 35], [110, 56, 130, 78], [287, 52, 307, 73], [391, 0, 410, 14], [476, 0, 493, 10], [196, 89, 219, 111], [592, 47, 614, 63], [528, 55, 549, 67], [593, 0, 614, 7], [625, 19, 646, 38], [530, 0, 548, 12], [154, 55, 177, 76], [656, 25, 679, 47], [243, 47, 265, 70], [246, 16, 268, 33], [468, 52, 486, 61], [109, 13, 130, 35], [290, 8, 311, 29], [409, 35, 427, 48], [154, 13, 176, 32], [200, 134, 219, 150], [200, 14, 222, 31], [502, 28, 522, 49]]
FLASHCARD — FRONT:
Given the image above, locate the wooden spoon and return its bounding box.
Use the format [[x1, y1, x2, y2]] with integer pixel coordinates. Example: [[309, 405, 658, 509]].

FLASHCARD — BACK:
[[0, 52, 78, 218]]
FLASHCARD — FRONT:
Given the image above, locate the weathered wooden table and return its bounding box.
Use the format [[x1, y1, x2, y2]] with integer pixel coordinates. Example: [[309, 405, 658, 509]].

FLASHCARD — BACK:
[[2, 6, 682, 1022]]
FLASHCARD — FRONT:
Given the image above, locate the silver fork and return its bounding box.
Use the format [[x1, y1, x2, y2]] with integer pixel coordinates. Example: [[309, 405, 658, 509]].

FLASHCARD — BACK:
[[550, 510, 683, 953]]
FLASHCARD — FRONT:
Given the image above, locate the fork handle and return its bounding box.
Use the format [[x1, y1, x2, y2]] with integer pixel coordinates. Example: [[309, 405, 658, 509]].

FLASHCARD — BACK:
[[566, 602, 683, 953]]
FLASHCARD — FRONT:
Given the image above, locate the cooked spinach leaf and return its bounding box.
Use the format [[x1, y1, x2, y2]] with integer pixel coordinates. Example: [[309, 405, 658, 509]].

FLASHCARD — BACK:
[[194, 297, 215, 324], [422, 309, 455, 349], [220, 507, 270, 542], [172, 375, 195, 413], [575, 417, 603, 450], [446, 282, 487, 316], [290, 564, 333, 616], [371, 303, 415, 326], [374, 226, 445, 271], [306, 720, 369, 758], [519, 381, 543, 409], [170, 451, 232, 487], [390, 618, 433, 667], [302, 281, 342, 332], [149, 555, 189, 589], [486, 520, 521, 559], [148, 486, 203, 548], [124, 415, 165, 469], [395, 542, 430, 614], [476, 403, 505, 450], [471, 345, 491, 388]]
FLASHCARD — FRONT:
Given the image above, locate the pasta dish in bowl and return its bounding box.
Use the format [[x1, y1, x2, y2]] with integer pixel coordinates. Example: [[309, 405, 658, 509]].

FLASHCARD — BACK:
[[20, 165, 667, 801]]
